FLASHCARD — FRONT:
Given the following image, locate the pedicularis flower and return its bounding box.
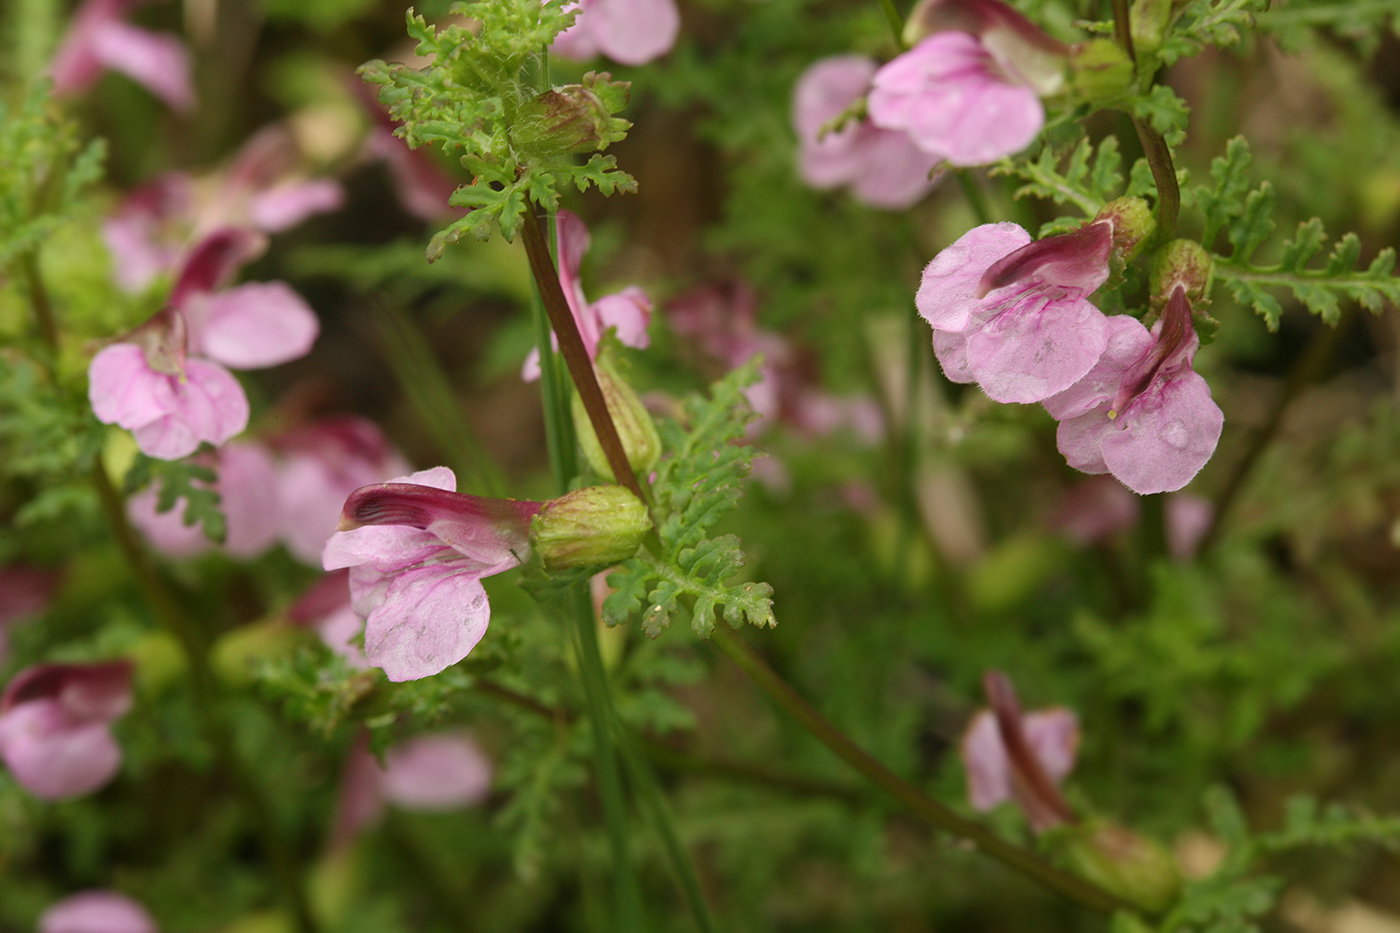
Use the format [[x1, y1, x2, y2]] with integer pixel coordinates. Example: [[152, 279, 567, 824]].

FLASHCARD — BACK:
[[89, 228, 319, 459], [792, 56, 942, 210], [551, 0, 680, 66], [50, 0, 194, 113], [0, 661, 133, 800], [522, 210, 651, 381]]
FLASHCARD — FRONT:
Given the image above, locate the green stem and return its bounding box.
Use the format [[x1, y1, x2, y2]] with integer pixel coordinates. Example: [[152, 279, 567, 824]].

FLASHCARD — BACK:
[[877, 0, 907, 49], [520, 205, 645, 501], [19, 250, 59, 360], [708, 625, 1132, 913], [1132, 118, 1179, 242], [92, 462, 320, 933], [1109, 0, 1137, 62]]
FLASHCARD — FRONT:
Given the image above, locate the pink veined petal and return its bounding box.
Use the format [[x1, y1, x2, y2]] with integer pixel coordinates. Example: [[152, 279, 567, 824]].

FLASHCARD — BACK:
[[587, 0, 680, 65], [916, 223, 1031, 333], [961, 709, 1011, 811], [89, 344, 171, 430], [931, 328, 976, 384], [550, 0, 602, 61], [591, 287, 652, 350], [192, 281, 320, 369], [0, 702, 122, 799], [247, 179, 344, 232], [1055, 410, 1112, 475], [39, 890, 157, 933], [362, 564, 492, 682], [1098, 369, 1223, 495], [929, 78, 1043, 167], [964, 293, 1109, 404], [128, 358, 249, 460], [378, 732, 493, 809], [1041, 314, 1153, 421], [87, 19, 195, 113], [793, 56, 877, 140], [322, 467, 459, 572], [848, 129, 942, 209]]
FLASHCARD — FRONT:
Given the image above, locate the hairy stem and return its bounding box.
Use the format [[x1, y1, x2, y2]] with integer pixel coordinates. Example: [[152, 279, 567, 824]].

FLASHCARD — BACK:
[[709, 625, 1131, 913], [520, 205, 646, 500]]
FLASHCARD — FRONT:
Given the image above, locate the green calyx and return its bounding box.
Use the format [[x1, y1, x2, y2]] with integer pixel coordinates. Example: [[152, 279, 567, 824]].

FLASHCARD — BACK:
[[531, 485, 651, 571]]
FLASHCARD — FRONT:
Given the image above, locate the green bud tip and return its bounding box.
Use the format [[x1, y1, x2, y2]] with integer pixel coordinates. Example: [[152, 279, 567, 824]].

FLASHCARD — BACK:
[[530, 486, 651, 571], [1094, 196, 1157, 262], [1055, 819, 1182, 914], [1152, 239, 1213, 301]]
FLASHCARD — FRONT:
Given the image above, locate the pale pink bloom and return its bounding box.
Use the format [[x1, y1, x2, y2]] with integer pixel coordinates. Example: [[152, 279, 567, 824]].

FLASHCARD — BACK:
[[551, 0, 680, 66], [1043, 286, 1223, 495], [273, 418, 413, 566], [868, 31, 1044, 166], [288, 570, 369, 669], [961, 672, 1077, 832], [50, 0, 194, 113], [322, 468, 543, 681], [792, 56, 941, 210], [0, 662, 133, 800], [330, 730, 492, 847], [522, 210, 651, 381], [39, 890, 156, 933], [101, 174, 194, 292], [917, 221, 1111, 404], [126, 441, 280, 558]]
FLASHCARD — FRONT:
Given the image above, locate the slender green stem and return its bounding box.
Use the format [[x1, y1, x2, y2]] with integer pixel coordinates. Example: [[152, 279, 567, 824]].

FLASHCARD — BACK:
[[708, 625, 1133, 913], [1132, 118, 1179, 242], [520, 205, 645, 501], [19, 250, 59, 360], [877, 0, 907, 50], [92, 462, 320, 933]]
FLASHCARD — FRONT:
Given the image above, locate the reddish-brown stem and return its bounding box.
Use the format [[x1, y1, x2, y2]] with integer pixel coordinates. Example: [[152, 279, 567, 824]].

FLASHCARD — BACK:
[[985, 671, 1076, 829]]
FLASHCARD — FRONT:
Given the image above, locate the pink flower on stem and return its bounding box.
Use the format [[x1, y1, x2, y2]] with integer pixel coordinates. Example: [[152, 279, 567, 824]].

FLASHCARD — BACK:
[[0, 661, 133, 800], [50, 0, 195, 113], [39, 890, 156, 933], [273, 418, 413, 566], [89, 228, 320, 459], [551, 0, 680, 66], [322, 468, 543, 682], [126, 441, 281, 558], [916, 221, 1111, 403], [522, 210, 651, 382], [1043, 285, 1223, 495], [961, 671, 1077, 832], [792, 56, 942, 210]]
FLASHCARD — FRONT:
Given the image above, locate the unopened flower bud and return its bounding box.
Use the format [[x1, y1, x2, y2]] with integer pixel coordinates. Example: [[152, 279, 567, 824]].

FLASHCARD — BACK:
[[1068, 39, 1134, 103], [531, 486, 651, 571], [1130, 0, 1172, 56], [1094, 196, 1156, 262], [515, 74, 631, 154], [573, 357, 662, 482], [1055, 819, 1182, 913], [1152, 239, 1213, 301]]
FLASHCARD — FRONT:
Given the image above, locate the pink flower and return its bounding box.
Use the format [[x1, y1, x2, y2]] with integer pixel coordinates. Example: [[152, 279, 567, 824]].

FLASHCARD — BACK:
[[1043, 285, 1223, 495], [792, 56, 941, 210], [551, 0, 680, 66], [961, 671, 1077, 832], [330, 730, 492, 847], [39, 890, 156, 933], [0, 662, 133, 800], [50, 0, 194, 113], [89, 228, 319, 460], [273, 418, 413, 566], [868, 31, 1045, 166], [289, 570, 370, 669], [522, 210, 651, 381], [126, 441, 280, 558], [322, 468, 543, 681], [917, 221, 1111, 403]]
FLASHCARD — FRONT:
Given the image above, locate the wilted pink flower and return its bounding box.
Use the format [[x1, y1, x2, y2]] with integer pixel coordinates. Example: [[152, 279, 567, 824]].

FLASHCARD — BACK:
[[962, 671, 1077, 832], [917, 221, 1111, 403], [50, 0, 194, 113], [89, 229, 319, 459], [792, 56, 941, 210], [39, 890, 156, 933], [551, 0, 680, 66], [1043, 286, 1223, 495], [289, 570, 369, 669], [127, 441, 280, 558], [322, 468, 543, 681], [868, 31, 1045, 166], [273, 418, 413, 566], [523, 210, 651, 381], [0, 662, 133, 800], [331, 730, 492, 847]]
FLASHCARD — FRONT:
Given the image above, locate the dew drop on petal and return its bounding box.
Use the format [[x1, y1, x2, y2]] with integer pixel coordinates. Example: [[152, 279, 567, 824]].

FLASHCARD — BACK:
[[1162, 419, 1188, 450]]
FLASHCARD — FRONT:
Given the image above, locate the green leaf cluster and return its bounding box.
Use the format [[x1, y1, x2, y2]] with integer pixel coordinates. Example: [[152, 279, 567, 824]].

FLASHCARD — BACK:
[[359, 3, 635, 249], [1190, 137, 1400, 329], [603, 361, 776, 639], [123, 453, 228, 545], [1154, 0, 1269, 68]]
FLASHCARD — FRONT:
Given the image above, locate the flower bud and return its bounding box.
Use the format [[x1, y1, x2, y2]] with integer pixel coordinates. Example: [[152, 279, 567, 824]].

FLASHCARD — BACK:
[[514, 74, 631, 154], [1151, 239, 1213, 301], [1094, 196, 1156, 263], [573, 357, 662, 482], [531, 486, 651, 571], [1054, 819, 1182, 913], [1130, 0, 1172, 56], [1068, 39, 1135, 103]]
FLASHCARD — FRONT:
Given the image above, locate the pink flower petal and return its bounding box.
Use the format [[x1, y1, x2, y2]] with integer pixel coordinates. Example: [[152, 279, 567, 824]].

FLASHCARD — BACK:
[[247, 179, 344, 232], [379, 732, 492, 809], [87, 18, 195, 113], [916, 223, 1031, 333], [964, 292, 1107, 403], [0, 703, 121, 799], [191, 281, 319, 369], [39, 890, 156, 933], [589, 0, 680, 65], [1098, 369, 1222, 495], [362, 564, 492, 682], [591, 286, 652, 351], [130, 359, 250, 460]]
